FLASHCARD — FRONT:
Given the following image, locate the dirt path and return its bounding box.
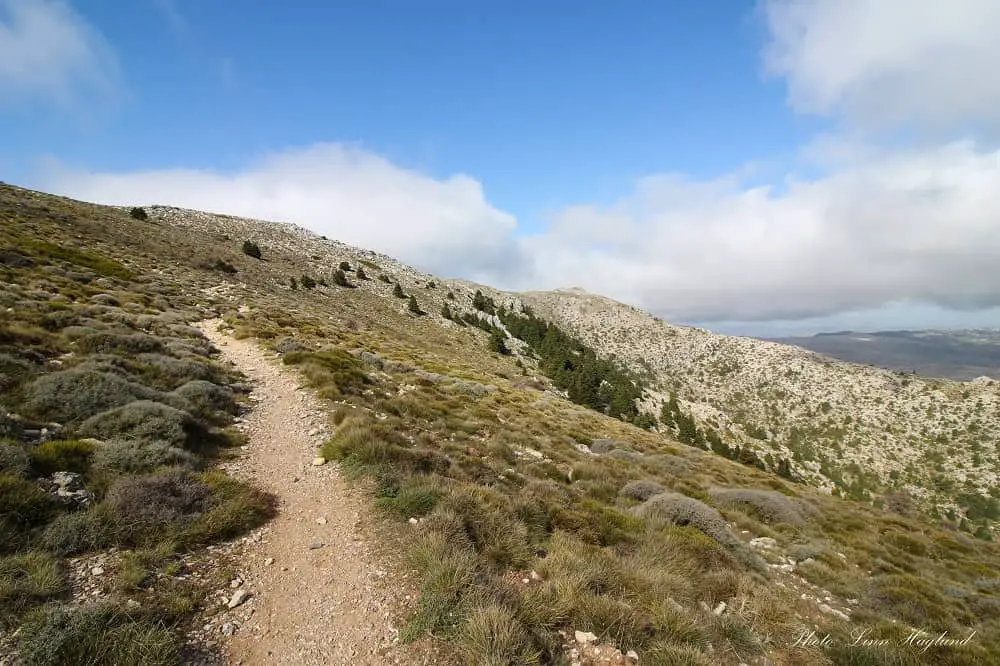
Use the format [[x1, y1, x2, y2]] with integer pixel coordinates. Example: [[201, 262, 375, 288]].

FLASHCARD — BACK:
[[197, 321, 420, 666]]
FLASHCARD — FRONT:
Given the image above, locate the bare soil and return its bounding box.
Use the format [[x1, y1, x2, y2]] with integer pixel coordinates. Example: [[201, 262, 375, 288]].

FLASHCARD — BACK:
[[198, 321, 431, 665]]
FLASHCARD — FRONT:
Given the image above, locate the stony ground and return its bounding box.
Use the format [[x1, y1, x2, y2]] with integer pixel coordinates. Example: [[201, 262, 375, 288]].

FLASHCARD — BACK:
[[196, 321, 431, 666]]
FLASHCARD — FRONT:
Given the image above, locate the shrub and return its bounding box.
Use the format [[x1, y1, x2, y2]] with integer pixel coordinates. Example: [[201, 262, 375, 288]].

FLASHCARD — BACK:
[[620, 480, 666, 502], [241, 240, 261, 259], [75, 333, 166, 356], [339, 261, 351, 271], [128, 207, 148, 221], [441, 304, 453, 320], [30, 440, 96, 476], [378, 274, 392, 284], [171, 380, 236, 421], [633, 492, 738, 547], [283, 350, 371, 399], [375, 477, 440, 519], [177, 472, 276, 546], [106, 471, 210, 544], [22, 370, 156, 423], [708, 488, 807, 527], [0, 352, 34, 392], [134, 353, 220, 391], [331, 269, 350, 287], [0, 551, 66, 625], [300, 274, 316, 289], [92, 439, 198, 475], [79, 401, 205, 452], [457, 603, 539, 666], [17, 602, 181, 666], [0, 476, 61, 554], [393, 282, 406, 298], [0, 441, 29, 477], [488, 329, 508, 354], [356, 267, 368, 280], [408, 295, 422, 314], [40, 506, 118, 555], [210, 259, 237, 273], [289, 276, 298, 290]]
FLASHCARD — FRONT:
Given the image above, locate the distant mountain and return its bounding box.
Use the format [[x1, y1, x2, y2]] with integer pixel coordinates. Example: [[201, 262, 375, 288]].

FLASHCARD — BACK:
[[766, 329, 1000, 381]]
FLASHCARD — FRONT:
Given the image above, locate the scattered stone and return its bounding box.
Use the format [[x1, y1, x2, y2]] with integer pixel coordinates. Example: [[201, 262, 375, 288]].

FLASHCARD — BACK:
[[749, 537, 777, 550], [625, 650, 639, 664], [407, 517, 419, 525], [309, 542, 326, 550], [91, 567, 105, 576], [316, 517, 327, 525], [220, 622, 237, 636], [230, 578, 243, 589], [265, 557, 275, 566], [819, 603, 850, 621], [311, 457, 326, 466], [574, 630, 598, 645], [227, 589, 251, 609], [713, 601, 727, 615]]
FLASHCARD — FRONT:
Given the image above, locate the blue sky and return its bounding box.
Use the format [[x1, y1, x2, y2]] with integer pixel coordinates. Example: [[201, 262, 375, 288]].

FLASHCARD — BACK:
[[3, 0, 1000, 336]]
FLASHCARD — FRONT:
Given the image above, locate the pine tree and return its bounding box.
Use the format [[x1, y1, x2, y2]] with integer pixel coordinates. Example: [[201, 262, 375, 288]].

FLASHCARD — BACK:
[[356, 267, 368, 280], [408, 295, 422, 314], [393, 283, 406, 298], [441, 303, 452, 320], [339, 261, 351, 271], [333, 270, 350, 287], [489, 329, 510, 355]]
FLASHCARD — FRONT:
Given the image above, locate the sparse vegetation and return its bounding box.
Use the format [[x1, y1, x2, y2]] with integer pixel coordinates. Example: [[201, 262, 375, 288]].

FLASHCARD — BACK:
[[129, 207, 148, 221]]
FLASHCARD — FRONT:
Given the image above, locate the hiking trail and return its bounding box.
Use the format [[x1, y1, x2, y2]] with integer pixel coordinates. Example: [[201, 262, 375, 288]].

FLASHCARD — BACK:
[[198, 321, 426, 666]]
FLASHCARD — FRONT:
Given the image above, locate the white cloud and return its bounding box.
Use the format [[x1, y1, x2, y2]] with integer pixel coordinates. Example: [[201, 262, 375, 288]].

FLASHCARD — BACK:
[[40, 143, 529, 284], [40, 141, 1000, 325], [527, 141, 1000, 322], [761, 0, 1000, 129], [0, 0, 119, 106]]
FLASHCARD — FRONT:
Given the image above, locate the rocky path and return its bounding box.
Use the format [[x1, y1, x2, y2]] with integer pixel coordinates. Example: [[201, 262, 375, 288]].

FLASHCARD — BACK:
[[198, 321, 419, 666]]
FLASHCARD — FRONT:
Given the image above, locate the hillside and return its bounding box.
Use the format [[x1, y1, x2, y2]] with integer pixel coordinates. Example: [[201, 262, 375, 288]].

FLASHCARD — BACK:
[[518, 290, 1000, 517], [767, 330, 1000, 382], [2, 183, 1000, 666]]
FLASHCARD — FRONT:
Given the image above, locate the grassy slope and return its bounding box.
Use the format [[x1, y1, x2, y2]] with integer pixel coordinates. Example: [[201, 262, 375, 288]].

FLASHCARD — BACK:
[[2, 184, 1000, 665]]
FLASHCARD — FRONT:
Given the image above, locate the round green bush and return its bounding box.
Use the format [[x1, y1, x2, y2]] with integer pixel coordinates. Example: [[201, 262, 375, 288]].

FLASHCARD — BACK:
[[92, 439, 198, 475], [79, 401, 205, 451], [22, 370, 156, 424], [0, 441, 30, 477]]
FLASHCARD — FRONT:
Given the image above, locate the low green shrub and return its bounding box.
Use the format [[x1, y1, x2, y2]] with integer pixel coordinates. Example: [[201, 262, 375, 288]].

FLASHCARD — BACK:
[[29, 440, 96, 476], [0, 352, 35, 392], [92, 439, 198, 475], [79, 401, 206, 452], [176, 471, 276, 547], [0, 551, 66, 626], [170, 380, 236, 421], [75, 333, 166, 356], [40, 505, 119, 555], [17, 602, 180, 666], [620, 480, 666, 502], [0, 475, 61, 554], [106, 471, 210, 545], [0, 441, 29, 477], [21, 370, 156, 424], [633, 492, 738, 547], [708, 487, 808, 527]]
